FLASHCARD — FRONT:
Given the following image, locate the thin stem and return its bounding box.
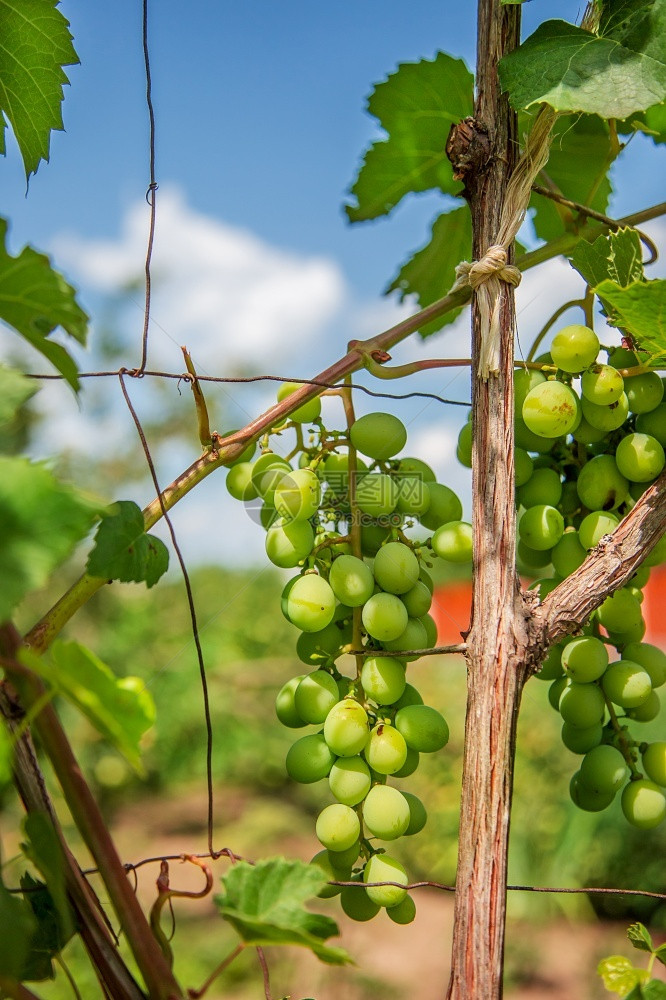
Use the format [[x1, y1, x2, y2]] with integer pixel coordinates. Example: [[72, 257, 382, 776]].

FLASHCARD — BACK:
[[55, 952, 84, 1000], [603, 694, 641, 779], [187, 944, 245, 1000], [341, 379, 364, 688], [182, 348, 212, 447]]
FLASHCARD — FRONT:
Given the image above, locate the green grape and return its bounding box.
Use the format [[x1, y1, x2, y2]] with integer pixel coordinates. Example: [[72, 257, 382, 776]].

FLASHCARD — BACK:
[[615, 432, 665, 482], [645, 534, 666, 567], [601, 660, 652, 708], [226, 461, 259, 501], [419, 483, 463, 530], [251, 453, 292, 500], [550, 324, 600, 373], [275, 675, 307, 728], [328, 756, 372, 806], [401, 581, 432, 618], [518, 504, 564, 551], [581, 392, 630, 432], [573, 417, 607, 445], [608, 346, 639, 368], [222, 429, 256, 466], [628, 564, 651, 589], [382, 617, 428, 659], [522, 381, 580, 437], [396, 457, 436, 482], [432, 521, 473, 562], [642, 742, 666, 786], [576, 455, 629, 511], [515, 448, 534, 488], [260, 503, 279, 530], [356, 473, 399, 517], [341, 880, 381, 921], [514, 417, 555, 454], [626, 690, 661, 721], [402, 791, 427, 836], [581, 364, 625, 405], [457, 422, 472, 468], [548, 675, 568, 710], [535, 644, 563, 681], [514, 368, 546, 411], [274, 468, 321, 521], [606, 620, 647, 646], [361, 656, 406, 705], [394, 704, 449, 752], [517, 540, 552, 570], [350, 412, 407, 460], [265, 519, 315, 568], [386, 894, 416, 924], [322, 451, 368, 497], [276, 381, 321, 423], [310, 850, 348, 898], [419, 612, 438, 648], [363, 854, 408, 908], [364, 723, 408, 774], [578, 511, 620, 550], [392, 683, 424, 711], [360, 522, 392, 556], [285, 574, 336, 632], [621, 779, 666, 829], [395, 475, 431, 517], [393, 746, 420, 777], [294, 670, 339, 724], [636, 402, 666, 446], [329, 554, 374, 607], [621, 643, 666, 688], [561, 721, 603, 754], [579, 744, 628, 793], [625, 371, 664, 414], [328, 841, 361, 871], [561, 636, 608, 683], [570, 771, 615, 812], [324, 699, 369, 756], [551, 531, 586, 577], [362, 593, 409, 641], [286, 734, 336, 783], [362, 784, 410, 840], [597, 589, 643, 633], [517, 467, 562, 508], [558, 681, 605, 728], [530, 576, 563, 600], [373, 542, 420, 594], [296, 621, 349, 666], [316, 803, 361, 852]]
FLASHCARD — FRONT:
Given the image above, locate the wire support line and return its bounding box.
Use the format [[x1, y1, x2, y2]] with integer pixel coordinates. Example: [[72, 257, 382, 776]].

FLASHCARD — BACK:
[[136, 0, 158, 374], [350, 644, 467, 658]]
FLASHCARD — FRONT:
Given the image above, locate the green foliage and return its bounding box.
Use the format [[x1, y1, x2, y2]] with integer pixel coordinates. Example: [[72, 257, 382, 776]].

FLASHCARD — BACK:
[[0, 456, 101, 621], [628, 922, 655, 954], [21, 814, 73, 950], [0, 0, 79, 179], [215, 858, 351, 965], [599, 924, 666, 997], [86, 500, 169, 588], [598, 955, 650, 995], [499, 2, 666, 119], [0, 364, 37, 425], [0, 219, 88, 390], [570, 228, 644, 289], [0, 873, 37, 980], [593, 279, 666, 361], [345, 53, 473, 222]]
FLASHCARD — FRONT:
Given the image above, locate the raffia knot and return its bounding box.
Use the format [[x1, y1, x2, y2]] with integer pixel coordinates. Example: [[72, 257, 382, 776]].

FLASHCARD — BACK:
[[455, 244, 521, 292]]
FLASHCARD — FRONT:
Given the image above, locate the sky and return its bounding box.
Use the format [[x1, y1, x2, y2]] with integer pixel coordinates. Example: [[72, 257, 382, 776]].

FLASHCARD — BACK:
[[3, 0, 666, 567]]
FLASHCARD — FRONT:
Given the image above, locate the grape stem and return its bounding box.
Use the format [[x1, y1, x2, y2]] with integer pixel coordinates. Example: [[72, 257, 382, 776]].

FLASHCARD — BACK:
[[602, 693, 642, 779], [187, 944, 246, 999]]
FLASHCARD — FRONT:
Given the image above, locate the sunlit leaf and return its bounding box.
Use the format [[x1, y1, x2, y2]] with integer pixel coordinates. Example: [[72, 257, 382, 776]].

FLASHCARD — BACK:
[[598, 955, 649, 995], [86, 500, 169, 588], [570, 229, 644, 289], [627, 922, 654, 954], [592, 278, 666, 360]]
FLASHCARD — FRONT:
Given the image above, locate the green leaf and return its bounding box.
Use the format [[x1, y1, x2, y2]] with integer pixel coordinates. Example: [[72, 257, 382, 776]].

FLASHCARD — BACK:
[[215, 858, 352, 965], [628, 923, 654, 954], [499, 3, 666, 118], [0, 456, 101, 621], [22, 641, 156, 773], [18, 876, 56, 982], [0, 219, 88, 391], [345, 53, 473, 222], [592, 278, 666, 359], [0, 364, 37, 426], [530, 115, 613, 243], [618, 101, 666, 143], [0, 0, 79, 179], [598, 955, 650, 995], [0, 876, 37, 981], [86, 500, 169, 588], [655, 943, 666, 968], [570, 229, 644, 289], [642, 982, 666, 999], [0, 722, 10, 787], [21, 814, 73, 950]]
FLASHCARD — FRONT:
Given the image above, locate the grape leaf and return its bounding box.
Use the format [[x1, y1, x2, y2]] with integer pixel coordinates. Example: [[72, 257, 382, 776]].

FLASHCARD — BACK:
[[592, 278, 666, 360], [21, 641, 156, 773], [639, 984, 666, 999], [598, 955, 650, 994], [86, 500, 169, 588], [0, 876, 37, 981], [628, 922, 654, 954], [0, 364, 37, 426], [345, 53, 473, 222], [0, 0, 79, 179], [498, 2, 666, 119], [0, 219, 88, 391], [215, 858, 351, 965], [570, 229, 644, 289], [0, 456, 102, 621], [21, 814, 73, 951], [619, 101, 666, 143], [656, 944, 666, 968]]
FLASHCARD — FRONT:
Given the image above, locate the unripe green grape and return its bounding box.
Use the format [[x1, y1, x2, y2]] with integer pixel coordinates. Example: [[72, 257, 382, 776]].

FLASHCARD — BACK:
[[561, 636, 608, 683], [329, 841, 361, 871], [260, 503, 279, 530], [310, 850, 348, 898], [608, 346, 639, 368], [275, 675, 307, 728], [570, 771, 615, 812], [621, 779, 666, 828], [296, 620, 350, 666], [402, 791, 428, 836], [561, 721, 603, 754], [515, 417, 555, 454], [382, 617, 428, 659], [362, 784, 410, 840], [626, 690, 660, 722], [286, 734, 336, 783], [625, 371, 664, 414], [551, 324, 600, 373], [597, 590, 643, 633], [514, 368, 546, 411], [395, 476, 431, 517], [419, 483, 463, 531], [340, 879, 381, 921], [393, 746, 420, 777], [573, 417, 607, 445], [294, 670, 339, 724], [316, 803, 361, 852], [365, 723, 408, 774], [578, 511, 620, 550], [329, 554, 374, 607], [522, 381, 580, 437], [274, 467, 321, 521], [392, 683, 424, 711], [324, 699, 369, 756], [548, 675, 568, 710], [251, 453, 292, 499], [373, 541, 420, 595], [628, 564, 651, 589], [456, 422, 472, 468], [601, 660, 652, 708], [636, 402, 666, 446], [615, 432, 665, 482], [322, 451, 368, 497], [621, 643, 666, 688], [356, 473, 399, 517], [645, 533, 666, 567], [361, 656, 406, 705], [517, 541, 552, 570], [363, 854, 408, 908], [394, 704, 449, 752], [606, 619, 647, 646], [362, 593, 408, 641], [579, 744, 628, 793], [535, 644, 563, 681], [386, 894, 416, 924], [360, 522, 391, 557], [530, 576, 563, 601], [576, 455, 629, 511], [581, 364, 625, 405], [419, 566, 434, 592], [515, 448, 534, 487], [581, 393, 629, 432], [329, 756, 372, 806], [642, 742, 666, 786], [265, 519, 314, 568], [518, 504, 564, 551], [396, 457, 436, 482], [226, 461, 259, 501], [558, 681, 605, 728], [285, 574, 336, 632], [432, 521, 473, 562], [276, 382, 321, 423], [551, 531, 586, 577], [350, 412, 407, 460], [419, 612, 438, 648], [517, 467, 562, 509], [401, 581, 432, 618]]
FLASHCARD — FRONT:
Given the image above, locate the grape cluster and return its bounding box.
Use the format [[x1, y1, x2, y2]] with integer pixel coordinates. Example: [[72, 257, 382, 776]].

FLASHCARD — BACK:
[[458, 325, 666, 829], [226, 386, 469, 921]]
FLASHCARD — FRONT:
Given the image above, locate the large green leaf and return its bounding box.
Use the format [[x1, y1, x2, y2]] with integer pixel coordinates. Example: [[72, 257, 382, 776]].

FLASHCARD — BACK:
[[345, 53, 473, 222], [0, 0, 79, 179], [570, 229, 644, 289], [598, 955, 649, 995], [86, 500, 169, 588], [0, 456, 101, 621], [22, 641, 156, 773], [592, 278, 666, 360], [215, 858, 351, 965], [499, 2, 666, 118], [0, 219, 88, 390]]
